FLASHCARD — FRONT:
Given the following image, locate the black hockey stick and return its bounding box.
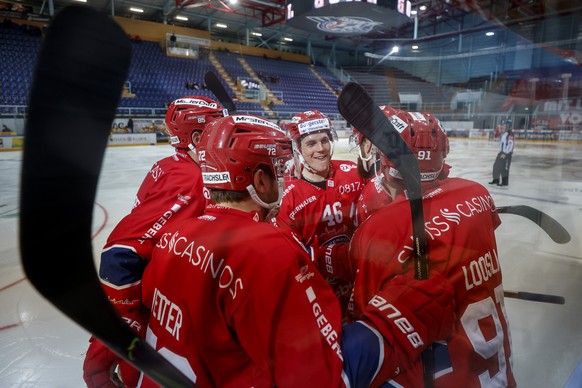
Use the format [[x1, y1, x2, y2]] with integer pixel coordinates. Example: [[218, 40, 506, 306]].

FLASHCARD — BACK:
[[19, 6, 192, 387], [497, 205, 570, 244], [504, 290, 565, 305], [204, 71, 237, 113], [338, 82, 428, 280], [338, 82, 434, 387]]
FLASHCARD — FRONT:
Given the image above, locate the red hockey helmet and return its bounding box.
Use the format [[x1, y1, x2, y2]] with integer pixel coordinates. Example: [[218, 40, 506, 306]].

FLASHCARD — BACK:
[[165, 96, 224, 149], [197, 115, 293, 191], [349, 105, 399, 152], [288, 109, 336, 144], [380, 110, 450, 182]]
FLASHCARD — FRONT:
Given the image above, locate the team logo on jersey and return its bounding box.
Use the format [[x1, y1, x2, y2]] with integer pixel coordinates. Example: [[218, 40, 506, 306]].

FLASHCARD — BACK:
[[173, 98, 218, 109], [295, 265, 315, 283], [202, 187, 211, 200], [177, 194, 191, 205], [339, 163, 356, 172], [306, 16, 382, 35], [202, 172, 231, 184]]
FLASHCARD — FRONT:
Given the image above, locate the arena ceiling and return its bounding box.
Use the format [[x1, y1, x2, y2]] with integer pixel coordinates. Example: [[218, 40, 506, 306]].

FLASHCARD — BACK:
[[13, 0, 582, 54]]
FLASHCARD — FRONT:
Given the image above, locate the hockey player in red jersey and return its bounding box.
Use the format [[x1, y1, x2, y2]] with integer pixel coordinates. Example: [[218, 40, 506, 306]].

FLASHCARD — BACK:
[[83, 96, 225, 387], [131, 114, 456, 387], [317, 107, 393, 289], [274, 109, 366, 319], [349, 109, 516, 387]]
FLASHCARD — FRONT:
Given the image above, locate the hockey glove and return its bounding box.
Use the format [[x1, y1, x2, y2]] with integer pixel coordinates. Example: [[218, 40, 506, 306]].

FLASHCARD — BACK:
[[83, 337, 122, 388], [315, 242, 355, 281], [360, 272, 455, 382], [83, 310, 147, 388]]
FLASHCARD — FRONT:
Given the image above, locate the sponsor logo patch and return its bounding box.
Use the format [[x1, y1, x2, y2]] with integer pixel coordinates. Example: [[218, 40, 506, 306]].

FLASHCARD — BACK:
[[232, 115, 283, 132], [297, 118, 330, 135], [173, 98, 218, 109], [390, 115, 408, 133], [202, 172, 231, 184]]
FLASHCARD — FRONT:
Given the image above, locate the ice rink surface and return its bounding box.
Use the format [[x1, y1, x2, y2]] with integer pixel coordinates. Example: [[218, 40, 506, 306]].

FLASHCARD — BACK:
[[1, 138, 581, 387]]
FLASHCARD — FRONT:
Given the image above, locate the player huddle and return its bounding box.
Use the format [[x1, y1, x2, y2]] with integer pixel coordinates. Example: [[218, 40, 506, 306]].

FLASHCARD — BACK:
[[83, 95, 515, 387]]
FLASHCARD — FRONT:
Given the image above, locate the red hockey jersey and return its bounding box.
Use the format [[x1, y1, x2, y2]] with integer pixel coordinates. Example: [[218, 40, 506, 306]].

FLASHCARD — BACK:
[[276, 159, 365, 248], [139, 205, 346, 387], [349, 177, 516, 387], [103, 150, 207, 257], [99, 150, 208, 314], [275, 159, 366, 318]]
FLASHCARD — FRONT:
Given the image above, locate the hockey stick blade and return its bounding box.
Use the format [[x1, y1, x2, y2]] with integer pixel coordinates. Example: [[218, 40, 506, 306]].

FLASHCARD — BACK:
[[204, 71, 236, 113], [19, 6, 193, 387], [497, 205, 571, 244], [504, 290, 565, 305], [338, 82, 429, 280]]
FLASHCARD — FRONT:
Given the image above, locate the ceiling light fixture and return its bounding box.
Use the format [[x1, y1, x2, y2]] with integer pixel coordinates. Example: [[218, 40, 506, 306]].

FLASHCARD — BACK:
[[412, 45, 419, 50], [251, 32, 262, 37], [486, 31, 495, 36], [129, 7, 144, 13], [216, 23, 227, 28], [175, 15, 188, 21], [283, 37, 293, 42], [419, 5, 427, 11]]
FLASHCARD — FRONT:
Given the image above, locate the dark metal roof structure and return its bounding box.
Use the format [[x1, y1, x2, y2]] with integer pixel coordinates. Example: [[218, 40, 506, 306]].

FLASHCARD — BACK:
[[5, 0, 582, 66]]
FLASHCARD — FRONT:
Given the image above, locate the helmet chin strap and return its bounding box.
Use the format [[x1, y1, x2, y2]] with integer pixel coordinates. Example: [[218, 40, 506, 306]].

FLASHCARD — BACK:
[[359, 150, 373, 172], [187, 143, 200, 164], [246, 177, 286, 221], [358, 144, 377, 173]]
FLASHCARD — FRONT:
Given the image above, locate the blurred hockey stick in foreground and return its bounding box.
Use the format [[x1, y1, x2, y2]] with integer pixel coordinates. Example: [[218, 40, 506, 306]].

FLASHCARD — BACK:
[[497, 205, 570, 244], [19, 6, 193, 387], [503, 290, 565, 304], [496, 205, 569, 304], [338, 82, 429, 281], [204, 71, 237, 113], [338, 82, 434, 387]]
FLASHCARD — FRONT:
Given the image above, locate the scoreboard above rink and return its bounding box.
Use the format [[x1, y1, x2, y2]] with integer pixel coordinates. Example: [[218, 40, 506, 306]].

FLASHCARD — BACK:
[[285, 0, 412, 36]]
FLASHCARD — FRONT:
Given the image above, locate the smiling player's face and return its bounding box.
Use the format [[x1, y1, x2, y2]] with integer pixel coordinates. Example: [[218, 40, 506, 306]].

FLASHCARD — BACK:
[[300, 131, 331, 177]]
